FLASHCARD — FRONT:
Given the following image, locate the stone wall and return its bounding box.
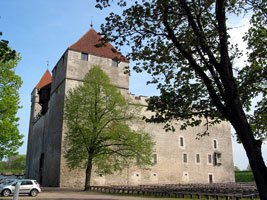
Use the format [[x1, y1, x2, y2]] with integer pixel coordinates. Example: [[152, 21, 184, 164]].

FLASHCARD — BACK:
[[58, 93, 234, 188], [42, 51, 68, 187], [26, 48, 235, 188]]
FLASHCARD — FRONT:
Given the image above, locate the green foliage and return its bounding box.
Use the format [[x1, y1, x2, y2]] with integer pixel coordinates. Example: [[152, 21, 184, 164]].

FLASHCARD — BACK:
[[8, 154, 26, 170], [235, 171, 255, 182], [0, 160, 8, 171], [0, 32, 16, 63], [95, 1, 267, 197], [94, 0, 266, 138], [241, 0, 267, 141], [0, 32, 23, 160], [64, 66, 154, 186], [96, 0, 258, 135], [234, 166, 240, 171], [0, 155, 26, 174]]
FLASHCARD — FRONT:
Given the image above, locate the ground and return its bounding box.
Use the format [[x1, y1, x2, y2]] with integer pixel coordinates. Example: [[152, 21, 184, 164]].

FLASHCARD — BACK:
[[0, 187, 172, 200], [0, 187, 259, 200]]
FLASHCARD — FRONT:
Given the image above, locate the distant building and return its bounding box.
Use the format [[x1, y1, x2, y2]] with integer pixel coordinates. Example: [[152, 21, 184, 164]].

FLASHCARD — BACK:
[[26, 29, 235, 187]]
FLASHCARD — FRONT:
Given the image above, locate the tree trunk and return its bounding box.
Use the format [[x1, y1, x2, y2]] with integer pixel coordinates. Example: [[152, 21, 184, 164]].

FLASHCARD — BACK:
[[84, 155, 93, 191], [230, 107, 267, 200]]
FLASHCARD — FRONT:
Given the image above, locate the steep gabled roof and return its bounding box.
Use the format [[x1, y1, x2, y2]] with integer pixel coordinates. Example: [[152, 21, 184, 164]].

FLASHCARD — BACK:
[[68, 29, 129, 62], [35, 70, 52, 89]]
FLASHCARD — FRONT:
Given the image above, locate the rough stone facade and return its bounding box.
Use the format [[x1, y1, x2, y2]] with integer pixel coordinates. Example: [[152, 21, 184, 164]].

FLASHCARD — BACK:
[[26, 29, 235, 188]]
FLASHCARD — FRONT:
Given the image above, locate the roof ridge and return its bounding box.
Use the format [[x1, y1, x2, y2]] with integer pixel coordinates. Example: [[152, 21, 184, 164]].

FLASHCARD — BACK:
[[68, 29, 129, 62], [68, 29, 94, 49]]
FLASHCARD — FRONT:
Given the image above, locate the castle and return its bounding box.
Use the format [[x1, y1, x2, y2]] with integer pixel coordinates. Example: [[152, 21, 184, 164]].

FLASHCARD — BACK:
[[25, 28, 235, 187]]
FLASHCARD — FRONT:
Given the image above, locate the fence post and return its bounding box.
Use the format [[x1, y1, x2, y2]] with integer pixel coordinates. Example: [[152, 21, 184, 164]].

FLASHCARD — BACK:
[[13, 183, 20, 200]]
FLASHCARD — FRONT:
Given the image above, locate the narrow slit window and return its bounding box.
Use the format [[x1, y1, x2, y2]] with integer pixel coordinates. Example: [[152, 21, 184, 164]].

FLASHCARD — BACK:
[[183, 153, 187, 163], [180, 137, 184, 147], [208, 154, 212, 164], [213, 140, 217, 149], [196, 154, 200, 163], [153, 154, 157, 164]]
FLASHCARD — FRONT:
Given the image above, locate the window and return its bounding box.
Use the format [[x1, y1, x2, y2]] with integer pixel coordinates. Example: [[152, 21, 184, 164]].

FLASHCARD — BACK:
[[214, 152, 222, 166], [153, 154, 157, 164], [179, 137, 184, 147], [112, 59, 118, 67], [81, 52, 88, 61], [183, 153, 187, 163], [21, 181, 33, 185], [196, 154, 200, 163], [213, 139, 217, 149], [208, 154, 212, 164]]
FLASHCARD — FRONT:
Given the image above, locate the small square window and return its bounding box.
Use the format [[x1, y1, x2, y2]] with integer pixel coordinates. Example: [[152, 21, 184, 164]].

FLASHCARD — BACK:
[[81, 52, 88, 61], [112, 59, 118, 67]]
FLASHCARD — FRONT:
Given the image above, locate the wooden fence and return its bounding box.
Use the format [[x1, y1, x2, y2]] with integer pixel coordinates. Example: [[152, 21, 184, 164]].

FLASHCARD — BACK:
[[89, 183, 259, 199]]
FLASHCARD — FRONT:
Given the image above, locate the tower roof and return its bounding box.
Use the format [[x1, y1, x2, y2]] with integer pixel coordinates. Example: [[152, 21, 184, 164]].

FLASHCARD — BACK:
[[35, 70, 52, 89], [68, 29, 129, 62]]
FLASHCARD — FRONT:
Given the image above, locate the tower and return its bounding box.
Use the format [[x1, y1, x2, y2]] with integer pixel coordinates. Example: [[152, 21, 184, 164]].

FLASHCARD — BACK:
[[25, 70, 52, 182]]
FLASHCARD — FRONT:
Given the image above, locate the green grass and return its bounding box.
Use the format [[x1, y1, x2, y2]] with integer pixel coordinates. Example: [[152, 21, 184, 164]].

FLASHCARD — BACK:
[[235, 170, 255, 182], [0, 168, 24, 175]]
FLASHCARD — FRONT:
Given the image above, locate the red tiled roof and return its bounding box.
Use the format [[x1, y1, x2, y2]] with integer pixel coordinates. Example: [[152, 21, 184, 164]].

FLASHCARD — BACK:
[[68, 29, 129, 62], [35, 70, 52, 89]]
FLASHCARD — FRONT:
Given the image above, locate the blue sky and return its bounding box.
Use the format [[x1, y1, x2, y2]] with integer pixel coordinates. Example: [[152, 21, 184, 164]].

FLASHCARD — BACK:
[[0, 0, 266, 170]]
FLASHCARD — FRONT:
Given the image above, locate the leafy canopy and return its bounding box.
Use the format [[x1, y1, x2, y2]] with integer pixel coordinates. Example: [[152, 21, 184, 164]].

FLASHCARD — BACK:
[[94, 1, 267, 198], [0, 32, 23, 160], [96, 0, 266, 140], [241, 0, 267, 140], [64, 66, 154, 175]]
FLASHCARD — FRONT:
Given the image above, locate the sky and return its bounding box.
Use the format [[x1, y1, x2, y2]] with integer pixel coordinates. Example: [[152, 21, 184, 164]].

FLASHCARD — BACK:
[[0, 0, 266, 170]]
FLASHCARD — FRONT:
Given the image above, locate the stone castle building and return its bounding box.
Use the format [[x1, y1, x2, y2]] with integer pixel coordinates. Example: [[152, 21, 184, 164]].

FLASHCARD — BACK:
[[25, 28, 235, 187]]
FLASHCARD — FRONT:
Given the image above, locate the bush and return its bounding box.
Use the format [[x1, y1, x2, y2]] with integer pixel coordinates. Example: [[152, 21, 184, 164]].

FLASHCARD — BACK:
[[0, 155, 26, 174], [235, 171, 255, 182]]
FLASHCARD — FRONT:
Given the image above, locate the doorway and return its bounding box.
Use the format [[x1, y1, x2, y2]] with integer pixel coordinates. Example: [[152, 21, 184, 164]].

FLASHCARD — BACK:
[[209, 174, 213, 183]]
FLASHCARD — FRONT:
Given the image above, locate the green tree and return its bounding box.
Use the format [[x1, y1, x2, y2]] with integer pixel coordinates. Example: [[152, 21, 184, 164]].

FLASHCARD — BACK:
[[64, 66, 155, 190], [242, 0, 266, 141], [0, 160, 8, 171], [95, 0, 267, 198], [234, 166, 240, 172], [0, 32, 23, 160], [8, 154, 26, 171]]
